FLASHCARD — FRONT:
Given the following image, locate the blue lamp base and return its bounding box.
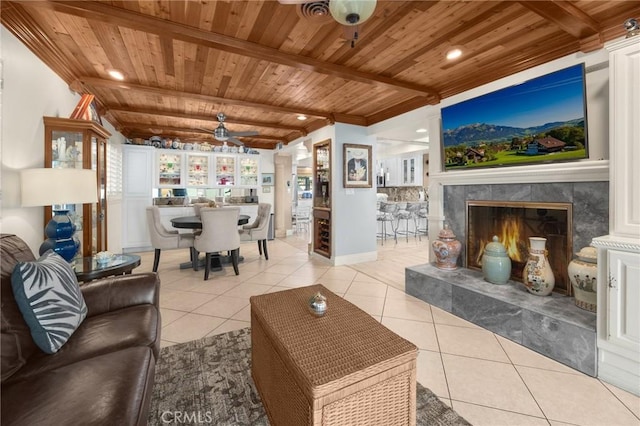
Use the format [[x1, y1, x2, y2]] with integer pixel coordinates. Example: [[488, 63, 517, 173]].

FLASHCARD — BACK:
[[39, 209, 79, 262]]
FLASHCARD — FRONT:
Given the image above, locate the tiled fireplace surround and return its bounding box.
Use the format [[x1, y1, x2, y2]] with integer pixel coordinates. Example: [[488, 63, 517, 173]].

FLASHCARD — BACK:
[[406, 182, 608, 376]]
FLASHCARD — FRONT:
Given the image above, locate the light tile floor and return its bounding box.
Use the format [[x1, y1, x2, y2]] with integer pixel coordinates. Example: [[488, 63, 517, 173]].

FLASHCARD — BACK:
[[134, 233, 640, 426]]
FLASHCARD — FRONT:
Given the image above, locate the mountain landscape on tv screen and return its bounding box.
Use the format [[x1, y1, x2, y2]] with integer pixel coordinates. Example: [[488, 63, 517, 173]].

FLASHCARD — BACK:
[[443, 118, 584, 147]]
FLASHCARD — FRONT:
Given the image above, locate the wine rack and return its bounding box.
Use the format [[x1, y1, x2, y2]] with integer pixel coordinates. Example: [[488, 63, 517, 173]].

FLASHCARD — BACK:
[[312, 139, 331, 258], [314, 209, 331, 258]]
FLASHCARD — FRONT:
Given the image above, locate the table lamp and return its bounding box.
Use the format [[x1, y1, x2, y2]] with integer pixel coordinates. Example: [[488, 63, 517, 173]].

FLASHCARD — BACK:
[[21, 168, 98, 262]]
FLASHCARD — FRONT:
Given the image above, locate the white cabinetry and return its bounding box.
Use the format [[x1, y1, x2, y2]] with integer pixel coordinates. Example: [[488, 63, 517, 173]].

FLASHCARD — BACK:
[[592, 36, 640, 396], [186, 153, 211, 187], [122, 145, 154, 251], [401, 156, 423, 186], [381, 157, 399, 186], [238, 155, 260, 187], [214, 154, 236, 187], [592, 237, 640, 396], [156, 150, 185, 187], [381, 155, 423, 186]]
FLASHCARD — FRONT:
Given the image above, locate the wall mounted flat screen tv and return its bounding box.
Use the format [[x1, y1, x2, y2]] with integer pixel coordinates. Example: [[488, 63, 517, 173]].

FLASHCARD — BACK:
[[441, 64, 588, 171]]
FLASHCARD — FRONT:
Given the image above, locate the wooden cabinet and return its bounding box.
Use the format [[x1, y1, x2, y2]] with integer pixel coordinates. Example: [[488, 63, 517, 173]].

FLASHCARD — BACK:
[[44, 117, 110, 257], [313, 139, 331, 258], [314, 208, 331, 258]]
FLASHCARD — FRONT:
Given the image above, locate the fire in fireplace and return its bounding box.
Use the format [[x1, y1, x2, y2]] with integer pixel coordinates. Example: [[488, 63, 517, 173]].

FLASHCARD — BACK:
[[466, 201, 573, 295]]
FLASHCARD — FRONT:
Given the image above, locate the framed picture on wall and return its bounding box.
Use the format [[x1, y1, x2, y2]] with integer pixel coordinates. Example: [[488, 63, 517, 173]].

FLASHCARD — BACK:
[[343, 144, 372, 188], [262, 173, 274, 186]]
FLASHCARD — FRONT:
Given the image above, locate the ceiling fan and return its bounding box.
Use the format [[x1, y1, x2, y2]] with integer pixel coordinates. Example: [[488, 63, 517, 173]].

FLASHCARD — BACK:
[[200, 113, 259, 146]]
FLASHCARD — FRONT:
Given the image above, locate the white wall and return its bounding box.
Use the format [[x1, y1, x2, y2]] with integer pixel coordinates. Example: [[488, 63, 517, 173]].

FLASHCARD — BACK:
[[332, 123, 377, 263], [254, 148, 275, 209], [0, 28, 126, 255], [1, 28, 81, 252]]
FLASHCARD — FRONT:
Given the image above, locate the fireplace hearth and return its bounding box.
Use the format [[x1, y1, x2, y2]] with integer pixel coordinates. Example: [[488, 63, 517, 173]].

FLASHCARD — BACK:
[[467, 201, 572, 295]]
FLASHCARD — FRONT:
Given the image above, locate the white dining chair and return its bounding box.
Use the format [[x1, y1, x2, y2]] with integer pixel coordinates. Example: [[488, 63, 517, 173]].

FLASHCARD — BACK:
[[239, 203, 271, 260], [146, 206, 195, 272], [194, 207, 241, 280]]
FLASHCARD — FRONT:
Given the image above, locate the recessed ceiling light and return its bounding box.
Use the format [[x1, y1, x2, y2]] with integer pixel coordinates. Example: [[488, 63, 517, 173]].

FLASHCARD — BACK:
[[446, 48, 462, 60], [416, 128, 427, 133], [297, 115, 307, 121], [107, 69, 125, 80]]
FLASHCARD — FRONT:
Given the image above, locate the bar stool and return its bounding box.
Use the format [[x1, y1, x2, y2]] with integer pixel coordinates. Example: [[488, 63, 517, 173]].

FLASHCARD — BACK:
[[417, 202, 429, 235], [377, 202, 397, 245], [396, 202, 421, 241]]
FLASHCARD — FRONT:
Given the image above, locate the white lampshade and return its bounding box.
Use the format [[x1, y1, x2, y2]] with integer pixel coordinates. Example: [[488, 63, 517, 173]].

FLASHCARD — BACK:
[[329, 0, 377, 26], [21, 168, 98, 207]]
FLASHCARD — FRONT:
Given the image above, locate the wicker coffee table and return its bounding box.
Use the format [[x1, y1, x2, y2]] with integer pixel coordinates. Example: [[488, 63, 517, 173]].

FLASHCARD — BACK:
[[250, 284, 418, 426]]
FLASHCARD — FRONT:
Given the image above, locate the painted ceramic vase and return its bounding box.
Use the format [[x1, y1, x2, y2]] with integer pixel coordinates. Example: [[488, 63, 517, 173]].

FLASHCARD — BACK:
[[523, 237, 555, 296], [568, 246, 597, 312], [482, 236, 512, 285], [432, 222, 462, 270]]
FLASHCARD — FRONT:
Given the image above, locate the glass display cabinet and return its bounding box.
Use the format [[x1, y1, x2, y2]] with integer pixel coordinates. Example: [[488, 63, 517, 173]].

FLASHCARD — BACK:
[[187, 153, 210, 187], [157, 151, 184, 187], [312, 139, 331, 258], [239, 155, 259, 187], [44, 117, 110, 258], [215, 155, 236, 186]]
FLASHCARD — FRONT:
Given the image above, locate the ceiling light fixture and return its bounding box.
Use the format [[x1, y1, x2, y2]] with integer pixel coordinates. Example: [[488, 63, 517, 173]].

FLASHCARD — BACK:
[[329, 0, 377, 48], [107, 69, 125, 81], [446, 48, 462, 61], [297, 115, 308, 121], [624, 18, 639, 38], [416, 128, 427, 133]]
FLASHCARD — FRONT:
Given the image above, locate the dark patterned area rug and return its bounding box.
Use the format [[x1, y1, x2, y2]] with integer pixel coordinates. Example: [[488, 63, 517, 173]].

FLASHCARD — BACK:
[[149, 328, 471, 425]]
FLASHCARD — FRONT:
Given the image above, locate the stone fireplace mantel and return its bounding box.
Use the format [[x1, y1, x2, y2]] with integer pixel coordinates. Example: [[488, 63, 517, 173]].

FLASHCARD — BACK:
[[406, 264, 597, 376]]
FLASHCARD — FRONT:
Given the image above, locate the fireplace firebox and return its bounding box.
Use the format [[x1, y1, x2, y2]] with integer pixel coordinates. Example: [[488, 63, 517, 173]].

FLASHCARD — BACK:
[[466, 201, 573, 295]]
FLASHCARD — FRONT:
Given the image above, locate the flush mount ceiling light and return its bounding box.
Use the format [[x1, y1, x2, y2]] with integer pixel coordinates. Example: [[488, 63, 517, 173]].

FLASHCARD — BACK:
[[416, 128, 427, 133], [446, 48, 462, 61], [329, 0, 377, 47], [107, 69, 125, 80], [297, 114, 308, 121], [329, 0, 376, 25]]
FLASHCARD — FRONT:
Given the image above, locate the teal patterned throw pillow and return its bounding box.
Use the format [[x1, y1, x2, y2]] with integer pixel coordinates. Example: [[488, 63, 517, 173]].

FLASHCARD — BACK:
[[11, 250, 87, 354]]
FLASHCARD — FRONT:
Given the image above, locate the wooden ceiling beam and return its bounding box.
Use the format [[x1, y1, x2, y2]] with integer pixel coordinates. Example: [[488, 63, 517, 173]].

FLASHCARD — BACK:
[[75, 76, 349, 120], [19, 0, 439, 100], [519, 1, 603, 49], [107, 107, 307, 133]]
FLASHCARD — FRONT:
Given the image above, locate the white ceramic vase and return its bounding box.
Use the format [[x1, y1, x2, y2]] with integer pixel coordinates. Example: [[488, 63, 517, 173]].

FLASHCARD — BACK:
[[568, 246, 597, 312], [523, 237, 555, 296]]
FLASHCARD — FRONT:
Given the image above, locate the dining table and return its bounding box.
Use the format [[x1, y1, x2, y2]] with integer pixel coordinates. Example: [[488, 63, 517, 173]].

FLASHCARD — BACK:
[[171, 214, 250, 229], [170, 214, 251, 270]]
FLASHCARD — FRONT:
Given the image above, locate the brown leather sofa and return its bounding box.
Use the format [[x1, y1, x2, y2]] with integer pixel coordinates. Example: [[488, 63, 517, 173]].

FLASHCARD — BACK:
[[0, 234, 161, 425]]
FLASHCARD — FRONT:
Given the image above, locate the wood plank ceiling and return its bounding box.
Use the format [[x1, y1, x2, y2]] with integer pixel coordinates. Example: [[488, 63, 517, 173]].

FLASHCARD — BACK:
[[2, 1, 638, 149]]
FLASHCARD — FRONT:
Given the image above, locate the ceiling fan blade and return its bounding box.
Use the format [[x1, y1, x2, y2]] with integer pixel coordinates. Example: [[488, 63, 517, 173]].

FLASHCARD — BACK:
[[196, 127, 214, 133], [229, 130, 259, 137], [227, 137, 245, 146]]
